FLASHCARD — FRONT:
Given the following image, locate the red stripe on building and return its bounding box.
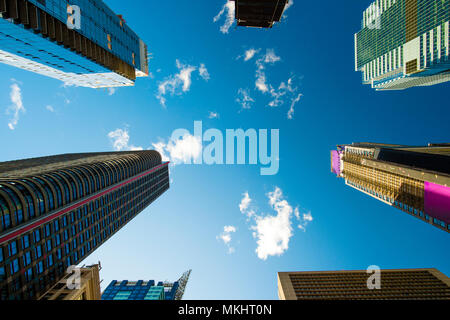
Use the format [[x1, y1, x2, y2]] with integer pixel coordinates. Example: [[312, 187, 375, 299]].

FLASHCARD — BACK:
[[0, 162, 169, 245]]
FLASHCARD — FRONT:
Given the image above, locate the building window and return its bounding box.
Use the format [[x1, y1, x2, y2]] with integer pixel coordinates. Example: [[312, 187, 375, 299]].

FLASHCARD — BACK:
[[36, 261, 44, 274], [8, 240, 18, 256], [10, 258, 19, 274], [22, 235, 30, 249], [23, 251, 32, 266], [35, 245, 42, 258], [34, 229, 41, 243]]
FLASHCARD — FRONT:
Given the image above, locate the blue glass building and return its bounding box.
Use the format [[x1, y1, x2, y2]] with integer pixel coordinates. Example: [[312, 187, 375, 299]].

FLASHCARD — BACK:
[[102, 270, 192, 300], [102, 280, 179, 300], [0, 0, 149, 87]]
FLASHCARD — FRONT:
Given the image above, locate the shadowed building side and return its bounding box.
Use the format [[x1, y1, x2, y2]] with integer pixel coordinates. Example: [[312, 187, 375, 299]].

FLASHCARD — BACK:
[[231, 0, 290, 28]]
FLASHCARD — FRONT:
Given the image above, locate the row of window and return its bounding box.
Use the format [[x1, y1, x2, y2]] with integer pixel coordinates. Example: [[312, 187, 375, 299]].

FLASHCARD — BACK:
[[0, 170, 169, 299], [0, 157, 163, 231]]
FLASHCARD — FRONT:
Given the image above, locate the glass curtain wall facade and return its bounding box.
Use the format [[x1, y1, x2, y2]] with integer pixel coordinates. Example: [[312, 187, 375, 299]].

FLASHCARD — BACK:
[[0, 0, 149, 88], [355, 0, 450, 90], [0, 151, 169, 300], [331, 143, 450, 233], [102, 280, 179, 300]]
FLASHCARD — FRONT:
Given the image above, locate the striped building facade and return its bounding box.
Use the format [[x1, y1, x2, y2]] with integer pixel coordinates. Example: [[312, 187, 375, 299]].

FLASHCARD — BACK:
[[355, 0, 450, 90], [0, 151, 169, 300], [331, 143, 450, 233], [278, 269, 450, 300]]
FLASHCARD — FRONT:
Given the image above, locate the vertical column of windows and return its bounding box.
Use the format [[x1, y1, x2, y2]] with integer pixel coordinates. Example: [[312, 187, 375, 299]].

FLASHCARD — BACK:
[[0, 185, 24, 226], [49, 173, 71, 204], [20, 180, 45, 216], [32, 178, 55, 212], [42, 176, 63, 207], [13, 183, 35, 221]]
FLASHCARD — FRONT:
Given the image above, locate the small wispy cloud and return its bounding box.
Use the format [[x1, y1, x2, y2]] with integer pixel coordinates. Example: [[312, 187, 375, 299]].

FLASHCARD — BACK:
[[46, 105, 55, 112], [238, 48, 260, 62], [239, 192, 255, 218], [236, 88, 254, 110], [255, 49, 281, 94], [208, 111, 220, 119], [217, 225, 237, 254], [237, 49, 303, 116], [296, 209, 313, 231], [108, 88, 117, 96], [287, 93, 302, 119], [107, 128, 143, 151], [6, 81, 25, 130], [199, 63, 210, 81], [213, 1, 235, 34], [156, 60, 208, 106]]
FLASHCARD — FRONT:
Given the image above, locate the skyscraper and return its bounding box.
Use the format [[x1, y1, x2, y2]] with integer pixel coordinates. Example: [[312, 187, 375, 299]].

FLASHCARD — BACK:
[[101, 270, 191, 300], [0, 0, 149, 88], [38, 263, 101, 300], [278, 269, 450, 300], [355, 0, 450, 90], [331, 143, 449, 233], [230, 0, 290, 28], [0, 151, 169, 300]]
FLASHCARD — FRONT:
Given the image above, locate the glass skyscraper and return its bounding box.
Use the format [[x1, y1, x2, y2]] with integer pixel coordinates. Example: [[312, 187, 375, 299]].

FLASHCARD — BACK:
[[331, 143, 450, 233], [0, 0, 149, 88], [102, 270, 192, 300], [355, 0, 449, 90], [0, 151, 169, 300]]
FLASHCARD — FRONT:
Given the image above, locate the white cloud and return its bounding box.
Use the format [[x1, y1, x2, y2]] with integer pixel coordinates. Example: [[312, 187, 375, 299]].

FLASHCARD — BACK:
[[46, 105, 55, 112], [238, 187, 312, 260], [263, 49, 281, 64], [151, 141, 171, 162], [287, 93, 302, 119], [6, 82, 25, 130], [284, 0, 294, 13], [156, 60, 208, 106], [239, 48, 260, 62], [217, 225, 237, 254], [255, 49, 281, 94], [268, 77, 297, 107], [107, 128, 143, 151], [297, 209, 313, 231], [108, 88, 117, 96], [199, 63, 210, 81], [213, 1, 235, 34], [151, 133, 202, 165], [208, 111, 219, 119], [239, 192, 252, 215], [236, 88, 254, 109], [251, 187, 294, 260]]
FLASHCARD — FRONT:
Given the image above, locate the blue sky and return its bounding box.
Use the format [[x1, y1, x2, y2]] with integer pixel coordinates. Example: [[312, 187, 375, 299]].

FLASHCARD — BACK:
[[0, 1, 449, 299]]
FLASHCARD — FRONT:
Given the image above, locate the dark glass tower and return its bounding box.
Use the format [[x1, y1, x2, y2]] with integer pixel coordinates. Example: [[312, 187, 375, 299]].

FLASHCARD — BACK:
[[230, 0, 290, 28], [0, 151, 169, 300]]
